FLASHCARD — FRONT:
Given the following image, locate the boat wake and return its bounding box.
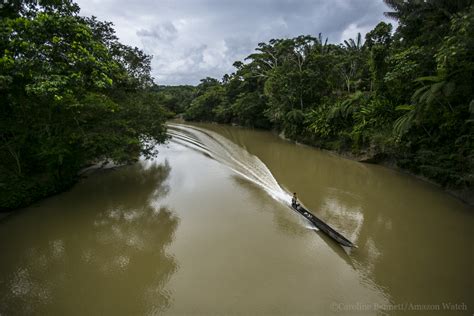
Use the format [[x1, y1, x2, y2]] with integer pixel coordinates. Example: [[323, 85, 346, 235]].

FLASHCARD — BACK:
[[167, 123, 358, 251], [167, 123, 292, 204]]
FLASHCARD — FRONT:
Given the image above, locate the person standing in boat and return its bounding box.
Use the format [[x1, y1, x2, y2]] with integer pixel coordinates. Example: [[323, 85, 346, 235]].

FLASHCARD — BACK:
[[292, 192, 300, 208]]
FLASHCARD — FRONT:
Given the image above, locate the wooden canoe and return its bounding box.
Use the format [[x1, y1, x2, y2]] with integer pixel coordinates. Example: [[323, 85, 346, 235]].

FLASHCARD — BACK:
[[290, 203, 356, 248]]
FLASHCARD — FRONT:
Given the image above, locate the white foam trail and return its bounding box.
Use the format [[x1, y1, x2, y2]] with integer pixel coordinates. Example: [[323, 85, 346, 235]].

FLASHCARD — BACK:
[[167, 123, 292, 204]]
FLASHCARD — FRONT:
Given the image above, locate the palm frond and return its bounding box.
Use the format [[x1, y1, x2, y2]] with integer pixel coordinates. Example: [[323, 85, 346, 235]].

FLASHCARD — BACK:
[[393, 109, 416, 137]]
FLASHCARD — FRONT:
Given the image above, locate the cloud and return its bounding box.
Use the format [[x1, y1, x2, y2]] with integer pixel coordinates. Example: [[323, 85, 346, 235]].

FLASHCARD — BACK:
[[75, 0, 394, 85], [136, 21, 178, 42]]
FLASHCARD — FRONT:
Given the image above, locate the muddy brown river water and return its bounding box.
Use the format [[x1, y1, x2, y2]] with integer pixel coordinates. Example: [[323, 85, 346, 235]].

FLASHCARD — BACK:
[[0, 123, 472, 315]]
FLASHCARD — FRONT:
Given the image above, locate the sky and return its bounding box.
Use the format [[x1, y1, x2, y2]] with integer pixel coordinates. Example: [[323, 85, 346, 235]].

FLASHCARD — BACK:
[[75, 0, 395, 86]]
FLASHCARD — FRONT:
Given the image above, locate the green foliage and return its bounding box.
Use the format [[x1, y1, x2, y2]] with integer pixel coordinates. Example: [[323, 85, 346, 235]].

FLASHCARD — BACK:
[[151, 85, 195, 115], [350, 97, 396, 149], [0, 1, 168, 210], [365, 22, 392, 92], [184, 80, 226, 122], [384, 46, 430, 103], [394, 5, 474, 188], [393, 105, 416, 139], [306, 102, 334, 139], [231, 92, 270, 128]]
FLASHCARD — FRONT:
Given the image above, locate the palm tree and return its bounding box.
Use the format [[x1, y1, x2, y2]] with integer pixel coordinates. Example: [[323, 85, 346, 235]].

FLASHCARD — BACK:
[[316, 33, 330, 55], [343, 33, 363, 52]]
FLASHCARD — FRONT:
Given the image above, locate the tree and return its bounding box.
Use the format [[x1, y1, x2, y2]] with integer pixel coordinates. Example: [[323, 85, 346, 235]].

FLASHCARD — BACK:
[[183, 78, 225, 121], [0, 1, 168, 210], [338, 33, 366, 93], [365, 22, 393, 92]]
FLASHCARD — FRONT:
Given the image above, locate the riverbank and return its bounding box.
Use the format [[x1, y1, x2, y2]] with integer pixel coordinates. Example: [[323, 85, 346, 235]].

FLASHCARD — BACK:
[[0, 173, 77, 213], [0, 161, 126, 213], [335, 150, 474, 206], [290, 131, 474, 206]]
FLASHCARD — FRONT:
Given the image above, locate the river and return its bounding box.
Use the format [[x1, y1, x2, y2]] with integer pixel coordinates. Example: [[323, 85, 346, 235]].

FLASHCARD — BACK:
[[0, 123, 472, 315]]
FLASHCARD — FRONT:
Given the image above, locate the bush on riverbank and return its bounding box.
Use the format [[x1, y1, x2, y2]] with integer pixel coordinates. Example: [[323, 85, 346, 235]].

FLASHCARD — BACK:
[[175, 1, 474, 197]]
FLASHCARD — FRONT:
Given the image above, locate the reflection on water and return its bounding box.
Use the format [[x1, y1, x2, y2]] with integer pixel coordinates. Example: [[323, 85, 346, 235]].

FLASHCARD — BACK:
[[319, 196, 364, 244], [0, 161, 178, 315]]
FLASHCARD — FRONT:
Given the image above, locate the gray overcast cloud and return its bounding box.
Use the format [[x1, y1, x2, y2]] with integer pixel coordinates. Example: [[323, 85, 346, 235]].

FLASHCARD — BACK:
[[75, 0, 393, 85]]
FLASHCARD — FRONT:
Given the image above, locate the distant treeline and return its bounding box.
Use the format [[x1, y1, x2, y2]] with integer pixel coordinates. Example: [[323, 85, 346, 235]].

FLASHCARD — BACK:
[[0, 0, 171, 210], [163, 0, 473, 199]]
